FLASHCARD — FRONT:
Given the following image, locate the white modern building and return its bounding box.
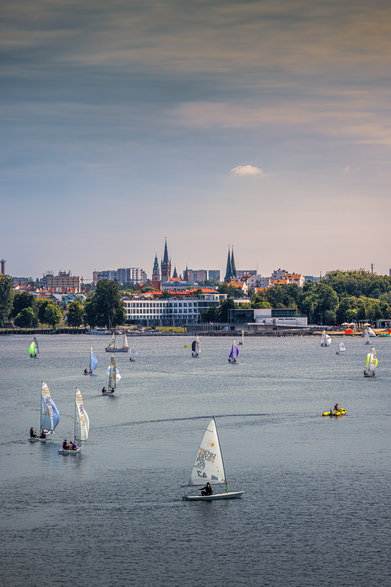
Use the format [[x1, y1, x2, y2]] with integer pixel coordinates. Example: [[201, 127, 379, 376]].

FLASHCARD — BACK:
[[122, 293, 222, 326]]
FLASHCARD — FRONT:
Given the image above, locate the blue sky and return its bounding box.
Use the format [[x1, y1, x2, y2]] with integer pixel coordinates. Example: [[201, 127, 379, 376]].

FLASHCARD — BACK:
[[2, 0, 391, 281]]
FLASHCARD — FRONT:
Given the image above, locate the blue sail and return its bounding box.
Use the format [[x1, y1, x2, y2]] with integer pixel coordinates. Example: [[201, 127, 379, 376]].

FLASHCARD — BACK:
[[229, 345, 239, 359], [90, 352, 98, 371], [49, 398, 60, 429]]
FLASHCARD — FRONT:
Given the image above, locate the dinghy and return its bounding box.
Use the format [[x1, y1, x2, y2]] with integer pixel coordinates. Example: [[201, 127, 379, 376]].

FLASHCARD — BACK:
[[105, 332, 129, 352], [129, 348, 139, 362], [228, 340, 239, 363], [28, 337, 39, 358], [182, 417, 244, 501], [336, 341, 346, 355], [29, 382, 60, 442], [322, 407, 347, 417], [84, 346, 98, 375], [191, 335, 201, 358], [320, 331, 331, 347], [102, 356, 121, 394], [364, 347, 378, 377], [59, 388, 89, 455]]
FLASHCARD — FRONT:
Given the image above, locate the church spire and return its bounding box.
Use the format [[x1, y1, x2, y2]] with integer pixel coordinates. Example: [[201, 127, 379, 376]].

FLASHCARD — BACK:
[[230, 245, 237, 278], [161, 237, 172, 282], [224, 246, 232, 282], [152, 252, 160, 281]]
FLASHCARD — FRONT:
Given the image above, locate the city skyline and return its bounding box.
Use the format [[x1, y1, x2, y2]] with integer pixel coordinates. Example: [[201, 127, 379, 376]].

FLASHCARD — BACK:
[[2, 1, 391, 279]]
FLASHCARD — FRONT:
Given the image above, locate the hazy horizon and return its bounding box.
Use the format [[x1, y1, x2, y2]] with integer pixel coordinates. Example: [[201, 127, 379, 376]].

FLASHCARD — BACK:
[[2, 1, 391, 280]]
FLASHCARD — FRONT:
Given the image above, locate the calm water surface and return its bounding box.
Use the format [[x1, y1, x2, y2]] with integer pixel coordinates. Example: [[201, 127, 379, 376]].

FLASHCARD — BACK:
[[0, 334, 390, 586]]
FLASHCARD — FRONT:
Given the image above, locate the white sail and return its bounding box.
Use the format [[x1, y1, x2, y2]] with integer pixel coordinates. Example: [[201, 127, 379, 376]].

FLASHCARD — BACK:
[[123, 333, 129, 349], [320, 331, 331, 346], [106, 356, 121, 388], [367, 327, 376, 337], [363, 328, 370, 344], [106, 334, 116, 350], [75, 388, 89, 443], [338, 341, 346, 353], [188, 417, 225, 486]]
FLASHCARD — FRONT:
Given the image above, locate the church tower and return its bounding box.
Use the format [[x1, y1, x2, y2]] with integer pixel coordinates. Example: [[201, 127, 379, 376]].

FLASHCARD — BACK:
[[152, 253, 160, 281], [161, 238, 172, 282], [230, 245, 237, 279], [224, 246, 232, 282]]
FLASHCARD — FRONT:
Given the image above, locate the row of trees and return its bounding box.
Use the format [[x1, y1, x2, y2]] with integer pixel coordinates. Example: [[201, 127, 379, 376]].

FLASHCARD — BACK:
[[0, 277, 125, 329], [1, 271, 391, 328]]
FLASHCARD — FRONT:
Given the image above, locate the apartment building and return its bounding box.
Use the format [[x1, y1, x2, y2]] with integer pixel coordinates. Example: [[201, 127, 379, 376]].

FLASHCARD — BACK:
[[123, 293, 221, 326]]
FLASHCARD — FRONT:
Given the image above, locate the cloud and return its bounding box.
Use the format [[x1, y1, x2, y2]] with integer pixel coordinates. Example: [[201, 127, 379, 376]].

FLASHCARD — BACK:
[[230, 165, 264, 176]]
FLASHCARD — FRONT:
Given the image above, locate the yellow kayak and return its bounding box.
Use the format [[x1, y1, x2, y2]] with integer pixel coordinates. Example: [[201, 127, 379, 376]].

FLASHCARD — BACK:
[[322, 408, 347, 417]]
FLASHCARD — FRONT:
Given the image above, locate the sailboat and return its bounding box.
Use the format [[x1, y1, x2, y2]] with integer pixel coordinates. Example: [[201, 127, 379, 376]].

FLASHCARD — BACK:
[[59, 388, 89, 455], [182, 417, 244, 501], [191, 335, 201, 358], [238, 330, 245, 346], [336, 341, 346, 355], [129, 348, 139, 362], [28, 337, 39, 358], [84, 346, 98, 375], [29, 382, 60, 442], [102, 356, 121, 394], [364, 347, 378, 377], [228, 340, 239, 363], [363, 328, 371, 345], [105, 332, 129, 353], [320, 331, 331, 347]]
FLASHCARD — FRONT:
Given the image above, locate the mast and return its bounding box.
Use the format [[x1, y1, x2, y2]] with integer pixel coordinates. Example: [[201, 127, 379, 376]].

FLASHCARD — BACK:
[[213, 417, 228, 490]]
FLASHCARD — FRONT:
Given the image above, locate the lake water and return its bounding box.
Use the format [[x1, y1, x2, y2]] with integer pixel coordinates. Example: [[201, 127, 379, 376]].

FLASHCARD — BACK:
[[0, 334, 390, 586]]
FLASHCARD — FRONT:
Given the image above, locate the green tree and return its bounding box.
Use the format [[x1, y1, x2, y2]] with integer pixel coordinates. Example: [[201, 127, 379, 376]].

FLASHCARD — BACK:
[[0, 275, 14, 326], [84, 299, 97, 328], [36, 299, 50, 323], [200, 306, 220, 322], [43, 302, 62, 329], [219, 298, 235, 322], [11, 291, 36, 318], [66, 301, 85, 327], [14, 307, 37, 328], [88, 279, 125, 328]]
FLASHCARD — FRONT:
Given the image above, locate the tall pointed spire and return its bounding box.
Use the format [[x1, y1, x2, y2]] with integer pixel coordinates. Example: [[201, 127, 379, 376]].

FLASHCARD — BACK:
[[161, 237, 172, 282], [224, 246, 232, 282], [230, 245, 237, 278], [172, 266, 178, 278], [163, 237, 169, 264], [152, 252, 160, 281]]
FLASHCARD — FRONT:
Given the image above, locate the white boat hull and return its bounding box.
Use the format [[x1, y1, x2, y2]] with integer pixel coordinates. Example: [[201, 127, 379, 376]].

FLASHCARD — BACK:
[[183, 491, 244, 501], [105, 348, 128, 352], [58, 448, 82, 455], [29, 437, 47, 443]]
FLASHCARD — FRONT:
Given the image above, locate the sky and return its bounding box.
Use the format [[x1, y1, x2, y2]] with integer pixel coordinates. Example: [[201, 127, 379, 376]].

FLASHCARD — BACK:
[[2, 0, 391, 281]]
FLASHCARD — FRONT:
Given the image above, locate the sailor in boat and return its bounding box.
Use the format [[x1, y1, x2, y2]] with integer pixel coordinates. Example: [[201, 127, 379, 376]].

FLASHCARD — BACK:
[[334, 403, 339, 411], [29, 427, 37, 438], [39, 429, 46, 439], [200, 482, 213, 496], [84, 368, 92, 375]]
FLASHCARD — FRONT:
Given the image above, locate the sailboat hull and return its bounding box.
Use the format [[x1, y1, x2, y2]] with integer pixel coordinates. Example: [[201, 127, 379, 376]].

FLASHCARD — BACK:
[[105, 348, 128, 352], [183, 491, 244, 501], [58, 447, 82, 455]]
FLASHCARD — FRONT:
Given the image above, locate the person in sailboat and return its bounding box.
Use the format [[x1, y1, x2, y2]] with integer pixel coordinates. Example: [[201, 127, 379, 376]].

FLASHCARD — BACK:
[[39, 429, 46, 439], [334, 403, 339, 411], [63, 439, 68, 450], [30, 427, 37, 438], [200, 482, 213, 496]]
